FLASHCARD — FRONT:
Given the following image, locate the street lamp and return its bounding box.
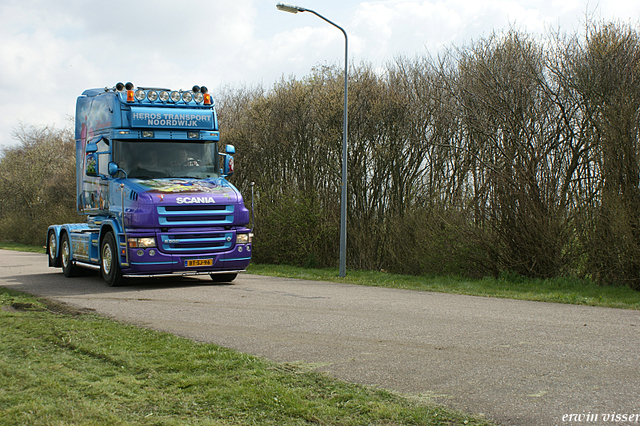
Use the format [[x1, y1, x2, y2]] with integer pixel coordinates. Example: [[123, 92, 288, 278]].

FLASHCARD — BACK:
[[276, 2, 349, 277]]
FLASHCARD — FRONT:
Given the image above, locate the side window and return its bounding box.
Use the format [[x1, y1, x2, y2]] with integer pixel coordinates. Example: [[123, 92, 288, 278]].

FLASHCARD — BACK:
[[85, 136, 111, 177], [97, 138, 110, 176]]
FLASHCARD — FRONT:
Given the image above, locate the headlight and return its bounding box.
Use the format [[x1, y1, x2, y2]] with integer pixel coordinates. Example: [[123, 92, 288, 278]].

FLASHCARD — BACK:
[[159, 91, 170, 102], [147, 90, 158, 102], [236, 233, 252, 244], [128, 237, 156, 248], [182, 92, 193, 103]]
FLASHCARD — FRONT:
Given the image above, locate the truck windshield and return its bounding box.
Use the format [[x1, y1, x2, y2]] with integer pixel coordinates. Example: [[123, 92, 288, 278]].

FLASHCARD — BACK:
[[112, 140, 220, 179]]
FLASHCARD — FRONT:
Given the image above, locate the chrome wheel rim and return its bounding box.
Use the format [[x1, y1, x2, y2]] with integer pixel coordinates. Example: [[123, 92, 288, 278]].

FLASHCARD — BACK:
[[102, 243, 113, 275], [62, 240, 70, 268], [49, 233, 57, 260]]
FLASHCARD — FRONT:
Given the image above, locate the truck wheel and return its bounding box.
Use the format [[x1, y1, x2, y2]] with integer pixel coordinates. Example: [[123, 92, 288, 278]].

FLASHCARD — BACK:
[[48, 230, 61, 267], [61, 233, 80, 277], [210, 273, 237, 283], [101, 232, 126, 287]]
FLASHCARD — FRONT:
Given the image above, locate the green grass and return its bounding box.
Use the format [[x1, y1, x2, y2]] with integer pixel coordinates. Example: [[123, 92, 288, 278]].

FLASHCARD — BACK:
[[0, 242, 44, 253], [246, 264, 640, 310], [0, 288, 492, 425]]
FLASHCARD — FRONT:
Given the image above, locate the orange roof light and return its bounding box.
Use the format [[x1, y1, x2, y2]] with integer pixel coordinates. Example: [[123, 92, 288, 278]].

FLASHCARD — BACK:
[[202, 86, 211, 105], [125, 82, 135, 102]]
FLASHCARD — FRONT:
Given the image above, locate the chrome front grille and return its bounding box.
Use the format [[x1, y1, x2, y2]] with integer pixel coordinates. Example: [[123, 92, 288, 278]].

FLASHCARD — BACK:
[[157, 204, 235, 226], [160, 231, 232, 252]]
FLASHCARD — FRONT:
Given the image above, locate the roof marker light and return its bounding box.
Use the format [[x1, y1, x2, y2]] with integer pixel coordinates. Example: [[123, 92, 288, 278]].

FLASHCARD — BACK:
[[170, 91, 181, 103], [135, 90, 146, 101]]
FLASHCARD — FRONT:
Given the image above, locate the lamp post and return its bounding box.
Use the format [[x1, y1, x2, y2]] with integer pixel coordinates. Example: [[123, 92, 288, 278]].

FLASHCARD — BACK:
[[277, 3, 348, 277]]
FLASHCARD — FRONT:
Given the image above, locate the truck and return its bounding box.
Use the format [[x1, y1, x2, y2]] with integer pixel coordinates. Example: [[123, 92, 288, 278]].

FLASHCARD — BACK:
[[46, 82, 252, 286]]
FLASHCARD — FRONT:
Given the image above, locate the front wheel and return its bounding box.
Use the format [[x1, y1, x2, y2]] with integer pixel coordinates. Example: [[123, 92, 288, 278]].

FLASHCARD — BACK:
[[210, 273, 237, 283], [101, 232, 127, 287]]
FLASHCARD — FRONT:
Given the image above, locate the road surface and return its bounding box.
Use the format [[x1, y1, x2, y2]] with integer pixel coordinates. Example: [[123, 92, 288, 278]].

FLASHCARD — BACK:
[[1, 249, 639, 425]]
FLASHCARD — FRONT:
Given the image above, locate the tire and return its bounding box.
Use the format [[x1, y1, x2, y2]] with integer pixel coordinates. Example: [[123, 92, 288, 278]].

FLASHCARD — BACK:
[[61, 232, 80, 277], [48, 230, 61, 267], [210, 273, 237, 283], [101, 232, 126, 287]]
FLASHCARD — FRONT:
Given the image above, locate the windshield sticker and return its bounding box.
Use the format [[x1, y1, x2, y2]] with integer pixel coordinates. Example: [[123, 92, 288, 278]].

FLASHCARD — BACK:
[[136, 179, 229, 194]]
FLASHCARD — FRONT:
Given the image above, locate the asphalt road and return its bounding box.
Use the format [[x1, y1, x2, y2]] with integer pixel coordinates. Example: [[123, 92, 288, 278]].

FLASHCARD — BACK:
[[1, 249, 639, 425]]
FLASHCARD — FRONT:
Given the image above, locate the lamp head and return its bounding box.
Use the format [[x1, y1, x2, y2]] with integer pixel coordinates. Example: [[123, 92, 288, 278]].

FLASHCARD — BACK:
[[276, 2, 305, 13]]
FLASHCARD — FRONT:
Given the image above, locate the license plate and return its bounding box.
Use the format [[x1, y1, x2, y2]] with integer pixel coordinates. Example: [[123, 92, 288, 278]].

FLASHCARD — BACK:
[[185, 259, 213, 267]]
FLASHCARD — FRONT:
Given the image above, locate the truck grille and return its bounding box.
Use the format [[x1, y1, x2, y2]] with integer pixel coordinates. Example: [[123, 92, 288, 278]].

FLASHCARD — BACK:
[[157, 204, 235, 226], [160, 231, 232, 252]]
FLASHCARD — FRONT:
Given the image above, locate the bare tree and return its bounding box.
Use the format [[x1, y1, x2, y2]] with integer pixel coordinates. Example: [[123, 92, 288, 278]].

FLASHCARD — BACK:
[[0, 124, 79, 245]]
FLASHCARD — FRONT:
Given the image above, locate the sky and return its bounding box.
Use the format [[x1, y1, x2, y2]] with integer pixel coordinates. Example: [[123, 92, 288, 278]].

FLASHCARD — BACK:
[[0, 0, 638, 148]]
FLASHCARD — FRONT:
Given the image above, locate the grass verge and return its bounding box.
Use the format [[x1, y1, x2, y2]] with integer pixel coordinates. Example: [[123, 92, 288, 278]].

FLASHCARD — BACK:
[[0, 242, 44, 253], [246, 264, 640, 310], [0, 288, 492, 425]]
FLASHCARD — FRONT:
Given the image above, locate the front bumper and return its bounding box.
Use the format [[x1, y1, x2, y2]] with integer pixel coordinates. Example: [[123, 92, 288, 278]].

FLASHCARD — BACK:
[[122, 242, 252, 276]]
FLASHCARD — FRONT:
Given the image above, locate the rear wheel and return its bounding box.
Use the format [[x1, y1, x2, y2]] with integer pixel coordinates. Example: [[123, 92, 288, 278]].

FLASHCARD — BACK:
[[61, 233, 80, 277], [210, 273, 237, 283], [101, 232, 126, 287], [47, 230, 61, 267]]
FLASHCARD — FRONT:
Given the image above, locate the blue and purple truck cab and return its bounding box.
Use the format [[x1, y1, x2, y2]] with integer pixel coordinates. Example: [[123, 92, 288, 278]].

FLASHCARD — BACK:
[[46, 82, 252, 286]]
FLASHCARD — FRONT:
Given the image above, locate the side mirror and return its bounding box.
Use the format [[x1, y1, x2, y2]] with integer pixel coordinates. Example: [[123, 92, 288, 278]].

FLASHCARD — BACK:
[[225, 145, 235, 154], [108, 162, 119, 177]]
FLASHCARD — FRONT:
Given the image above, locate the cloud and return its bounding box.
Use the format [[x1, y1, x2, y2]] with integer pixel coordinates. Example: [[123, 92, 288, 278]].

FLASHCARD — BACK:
[[351, 0, 565, 60], [0, 0, 638, 148], [0, 0, 261, 147]]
